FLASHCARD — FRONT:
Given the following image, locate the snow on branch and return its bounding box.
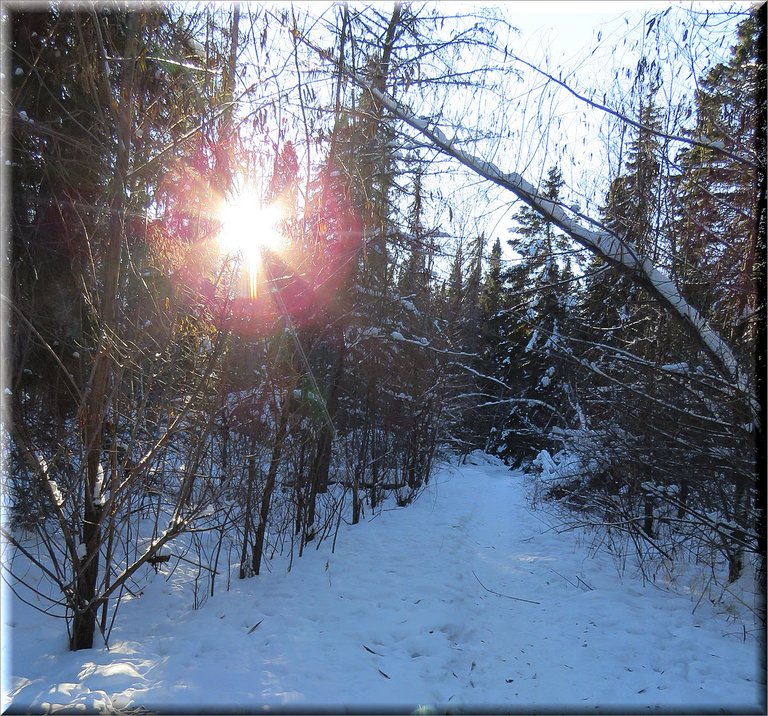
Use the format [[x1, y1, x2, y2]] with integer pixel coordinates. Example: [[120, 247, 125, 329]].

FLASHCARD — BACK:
[[295, 29, 748, 402], [377, 97, 742, 390]]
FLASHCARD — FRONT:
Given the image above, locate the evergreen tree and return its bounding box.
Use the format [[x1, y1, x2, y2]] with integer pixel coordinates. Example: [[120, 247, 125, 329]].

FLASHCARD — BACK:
[[667, 10, 762, 581], [673, 10, 761, 355], [580, 60, 665, 358], [479, 238, 504, 338], [490, 165, 577, 462], [557, 33, 759, 582]]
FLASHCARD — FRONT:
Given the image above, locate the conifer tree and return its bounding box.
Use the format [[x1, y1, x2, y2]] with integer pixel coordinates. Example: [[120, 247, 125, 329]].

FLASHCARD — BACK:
[[491, 165, 577, 462]]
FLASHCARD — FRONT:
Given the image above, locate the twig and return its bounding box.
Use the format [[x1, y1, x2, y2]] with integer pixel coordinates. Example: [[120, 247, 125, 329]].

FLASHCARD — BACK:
[[172, 553, 218, 574], [471, 570, 540, 605], [550, 568, 579, 590], [576, 575, 594, 591], [551, 568, 594, 592]]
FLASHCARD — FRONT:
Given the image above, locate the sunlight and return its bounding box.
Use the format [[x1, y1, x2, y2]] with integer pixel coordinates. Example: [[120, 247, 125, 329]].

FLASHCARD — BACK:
[[216, 187, 287, 297], [217, 189, 286, 260]]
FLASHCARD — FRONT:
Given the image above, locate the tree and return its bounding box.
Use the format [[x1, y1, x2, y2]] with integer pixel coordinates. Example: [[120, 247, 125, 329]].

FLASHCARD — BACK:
[[666, 9, 763, 581], [295, 7, 759, 593], [573, 73, 674, 538], [479, 238, 504, 341], [674, 10, 761, 355], [7, 6, 248, 649], [490, 166, 578, 462]]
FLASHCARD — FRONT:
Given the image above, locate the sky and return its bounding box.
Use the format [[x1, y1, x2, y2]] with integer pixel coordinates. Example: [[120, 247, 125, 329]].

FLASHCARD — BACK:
[[511, 1, 643, 53], [219, 1, 750, 269], [438, 0, 752, 262]]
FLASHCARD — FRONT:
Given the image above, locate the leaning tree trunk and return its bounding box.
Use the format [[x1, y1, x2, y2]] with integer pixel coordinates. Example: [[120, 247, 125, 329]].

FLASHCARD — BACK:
[[299, 30, 750, 397]]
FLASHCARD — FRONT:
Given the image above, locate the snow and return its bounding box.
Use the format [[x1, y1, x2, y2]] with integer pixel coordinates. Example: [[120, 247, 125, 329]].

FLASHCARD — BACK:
[[661, 362, 689, 373], [399, 297, 418, 313], [46, 480, 63, 508], [538, 366, 555, 389], [34, 453, 49, 476], [93, 464, 105, 507], [3, 455, 763, 713], [431, 126, 450, 146], [694, 136, 726, 150]]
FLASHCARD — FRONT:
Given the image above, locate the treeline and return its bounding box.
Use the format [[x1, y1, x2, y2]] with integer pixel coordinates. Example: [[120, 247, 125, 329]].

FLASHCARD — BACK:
[[6, 4, 762, 650]]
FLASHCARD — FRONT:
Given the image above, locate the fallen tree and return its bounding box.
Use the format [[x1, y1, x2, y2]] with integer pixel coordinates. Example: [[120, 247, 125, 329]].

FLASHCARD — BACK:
[[294, 28, 756, 414]]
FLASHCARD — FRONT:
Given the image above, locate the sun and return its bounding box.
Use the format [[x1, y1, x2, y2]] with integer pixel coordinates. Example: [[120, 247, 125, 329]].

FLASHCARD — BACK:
[[216, 188, 286, 261], [216, 187, 287, 297]]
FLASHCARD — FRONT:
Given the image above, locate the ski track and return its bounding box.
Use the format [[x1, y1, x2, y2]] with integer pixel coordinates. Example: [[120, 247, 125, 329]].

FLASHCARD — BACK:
[[3, 455, 764, 712]]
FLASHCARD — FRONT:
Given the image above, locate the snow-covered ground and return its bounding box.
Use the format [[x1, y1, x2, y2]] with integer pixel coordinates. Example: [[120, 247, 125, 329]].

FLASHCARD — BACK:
[[2, 453, 764, 713]]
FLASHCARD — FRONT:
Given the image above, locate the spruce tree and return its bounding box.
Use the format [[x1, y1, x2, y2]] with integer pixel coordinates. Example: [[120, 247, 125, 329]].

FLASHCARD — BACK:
[[491, 165, 577, 463]]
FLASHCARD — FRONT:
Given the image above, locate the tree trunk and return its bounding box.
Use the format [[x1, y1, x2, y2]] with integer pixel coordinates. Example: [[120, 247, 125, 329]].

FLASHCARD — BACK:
[[239, 433, 258, 580], [305, 327, 345, 540], [351, 465, 361, 525], [643, 496, 654, 539], [315, 326, 346, 495], [252, 388, 294, 576], [71, 13, 138, 650]]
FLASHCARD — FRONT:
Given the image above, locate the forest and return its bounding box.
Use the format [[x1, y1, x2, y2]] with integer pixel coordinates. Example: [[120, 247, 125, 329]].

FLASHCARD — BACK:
[[3, 0, 764, 682]]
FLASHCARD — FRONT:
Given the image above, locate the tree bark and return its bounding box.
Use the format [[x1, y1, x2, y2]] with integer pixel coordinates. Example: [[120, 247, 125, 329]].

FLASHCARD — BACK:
[[239, 433, 258, 580]]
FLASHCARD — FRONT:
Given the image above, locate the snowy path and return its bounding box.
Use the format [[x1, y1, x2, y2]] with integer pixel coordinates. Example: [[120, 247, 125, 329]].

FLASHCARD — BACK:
[[3, 454, 763, 712]]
